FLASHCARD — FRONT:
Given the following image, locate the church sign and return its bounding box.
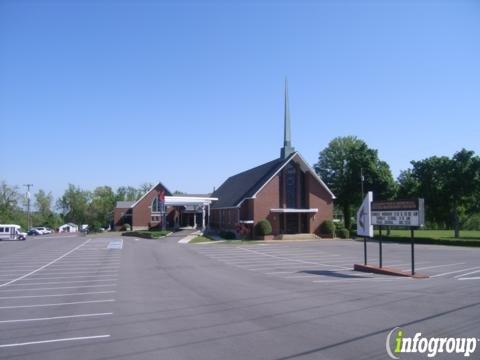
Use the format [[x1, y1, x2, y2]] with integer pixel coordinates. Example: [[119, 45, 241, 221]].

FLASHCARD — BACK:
[[371, 199, 425, 227]]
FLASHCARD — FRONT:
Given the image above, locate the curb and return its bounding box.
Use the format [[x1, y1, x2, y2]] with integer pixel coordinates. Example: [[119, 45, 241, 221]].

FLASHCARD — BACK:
[[353, 264, 429, 279]]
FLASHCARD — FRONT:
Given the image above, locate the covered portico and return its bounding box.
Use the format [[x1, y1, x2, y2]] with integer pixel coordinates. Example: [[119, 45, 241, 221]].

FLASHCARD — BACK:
[[270, 208, 318, 234], [165, 196, 218, 230]]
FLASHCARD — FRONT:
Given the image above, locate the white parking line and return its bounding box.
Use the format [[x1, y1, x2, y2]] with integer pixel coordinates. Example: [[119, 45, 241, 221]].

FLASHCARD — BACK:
[[404, 263, 465, 271], [11, 279, 117, 286], [0, 239, 91, 288], [238, 248, 351, 269], [0, 335, 111, 348], [454, 269, 480, 278], [0, 312, 113, 324], [25, 275, 117, 281], [27, 270, 118, 276], [430, 266, 480, 278], [0, 299, 115, 309], [0, 284, 117, 292], [458, 277, 480, 281], [0, 291, 116, 299]]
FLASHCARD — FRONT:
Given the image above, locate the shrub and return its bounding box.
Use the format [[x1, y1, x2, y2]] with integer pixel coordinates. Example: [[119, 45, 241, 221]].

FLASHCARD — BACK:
[[464, 213, 480, 231], [337, 228, 350, 239], [320, 220, 336, 236], [255, 219, 272, 236], [235, 223, 251, 239], [121, 223, 131, 231], [220, 231, 236, 240]]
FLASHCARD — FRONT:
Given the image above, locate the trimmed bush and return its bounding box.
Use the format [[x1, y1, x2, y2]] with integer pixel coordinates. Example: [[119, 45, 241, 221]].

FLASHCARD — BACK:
[[121, 223, 131, 231], [255, 219, 272, 236], [320, 220, 336, 237], [337, 228, 350, 239], [220, 231, 236, 240]]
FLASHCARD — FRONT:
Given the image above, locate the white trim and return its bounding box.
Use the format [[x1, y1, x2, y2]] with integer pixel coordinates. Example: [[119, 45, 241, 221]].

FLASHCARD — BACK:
[[239, 220, 254, 224], [211, 206, 240, 210], [245, 152, 335, 205], [296, 152, 336, 199], [270, 208, 318, 213], [130, 181, 172, 209]]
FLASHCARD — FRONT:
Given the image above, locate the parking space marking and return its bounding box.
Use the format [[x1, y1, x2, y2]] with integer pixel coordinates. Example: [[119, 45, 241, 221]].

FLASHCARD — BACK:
[[454, 269, 480, 278], [11, 279, 117, 286], [24, 275, 118, 281], [407, 263, 465, 271], [237, 247, 351, 269], [458, 277, 480, 281], [0, 299, 115, 309], [0, 290, 116, 300], [430, 266, 480, 278], [0, 238, 92, 288], [0, 312, 113, 324], [0, 335, 111, 348], [0, 284, 117, 292]]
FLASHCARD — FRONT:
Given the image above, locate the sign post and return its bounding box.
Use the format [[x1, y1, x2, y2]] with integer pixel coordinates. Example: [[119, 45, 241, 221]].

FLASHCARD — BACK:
[[356, 192, 373, 266]]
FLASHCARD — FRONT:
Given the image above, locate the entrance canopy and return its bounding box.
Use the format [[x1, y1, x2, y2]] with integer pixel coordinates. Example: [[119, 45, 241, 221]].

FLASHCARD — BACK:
[[165, 196, 218, 207], [270, 208, 318, 213]]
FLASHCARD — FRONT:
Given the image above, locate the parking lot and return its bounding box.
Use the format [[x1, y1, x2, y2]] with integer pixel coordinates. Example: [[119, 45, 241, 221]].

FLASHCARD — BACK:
[[193, 239, 480, 283], [0, 233, 479, 360], [0, 235, 121, 356]]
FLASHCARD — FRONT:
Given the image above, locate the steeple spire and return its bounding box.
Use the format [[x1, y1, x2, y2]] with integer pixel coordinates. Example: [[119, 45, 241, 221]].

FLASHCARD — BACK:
[[281, 78, 295, 159]]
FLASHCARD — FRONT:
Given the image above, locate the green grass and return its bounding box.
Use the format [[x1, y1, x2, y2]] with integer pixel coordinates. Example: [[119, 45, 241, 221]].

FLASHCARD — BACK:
[[122, 230, 170, 239], [372, 229, 480, 247], [189, 236, 215, 244]]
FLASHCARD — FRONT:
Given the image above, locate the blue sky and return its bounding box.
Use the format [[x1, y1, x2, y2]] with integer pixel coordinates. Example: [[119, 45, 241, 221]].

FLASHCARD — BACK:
[[1, 0, 479, 199]]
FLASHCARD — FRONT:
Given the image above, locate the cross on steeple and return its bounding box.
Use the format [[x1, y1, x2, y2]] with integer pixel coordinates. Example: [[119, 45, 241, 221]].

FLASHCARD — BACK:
[[281, 78, 295, 159]]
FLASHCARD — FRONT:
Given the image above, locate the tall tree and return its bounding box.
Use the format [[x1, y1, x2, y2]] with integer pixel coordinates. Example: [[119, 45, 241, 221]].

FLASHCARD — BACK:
[[315, 136, 396, 230], [0, 181, 26, 227], [88, 186, 116, 229], [398, 149, 480, 237], [56, 184, 91, 225]]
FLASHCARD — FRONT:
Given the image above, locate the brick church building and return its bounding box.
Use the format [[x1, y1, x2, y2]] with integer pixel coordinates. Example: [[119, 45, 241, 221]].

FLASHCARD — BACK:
[[113, 82, 334, 237], [210, 82, 335, 237]]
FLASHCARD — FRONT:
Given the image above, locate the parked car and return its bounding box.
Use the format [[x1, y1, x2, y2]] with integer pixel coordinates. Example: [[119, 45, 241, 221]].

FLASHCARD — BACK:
[[32, 227, 51, 235], [28, 228, 43, 236], [0, 225, 27, 240]]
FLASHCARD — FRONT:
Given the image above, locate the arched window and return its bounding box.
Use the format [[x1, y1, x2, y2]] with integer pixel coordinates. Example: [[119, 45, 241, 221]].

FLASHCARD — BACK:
[[285, 163, 297, 208], [151, 197, 161, 213]]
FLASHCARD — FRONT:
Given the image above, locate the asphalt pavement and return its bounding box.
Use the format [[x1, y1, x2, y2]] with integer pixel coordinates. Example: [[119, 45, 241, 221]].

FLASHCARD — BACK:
[[0, 231, 479, 360]]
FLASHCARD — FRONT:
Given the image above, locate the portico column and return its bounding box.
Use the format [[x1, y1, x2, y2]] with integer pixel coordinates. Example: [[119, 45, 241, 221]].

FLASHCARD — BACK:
[[202, 205, 206, 230], [193, 210, 197, 228]]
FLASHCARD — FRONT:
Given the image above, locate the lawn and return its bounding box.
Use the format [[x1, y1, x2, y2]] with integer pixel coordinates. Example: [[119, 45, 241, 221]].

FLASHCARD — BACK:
[[372, 229, 480, 246]]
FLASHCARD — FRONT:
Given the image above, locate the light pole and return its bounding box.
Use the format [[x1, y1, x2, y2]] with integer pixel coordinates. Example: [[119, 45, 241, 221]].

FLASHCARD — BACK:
[[23, 184, 33, 229]]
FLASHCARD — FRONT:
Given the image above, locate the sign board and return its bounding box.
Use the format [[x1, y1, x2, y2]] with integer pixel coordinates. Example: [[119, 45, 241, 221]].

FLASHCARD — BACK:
[[357, 191, 374, 237], [371, 199, 425, 227]]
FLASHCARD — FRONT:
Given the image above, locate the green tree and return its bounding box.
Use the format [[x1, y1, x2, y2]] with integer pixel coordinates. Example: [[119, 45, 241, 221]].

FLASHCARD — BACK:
[[33, 190, 62, 229], [398, 149, 480, 237], [88, 186, 116, 229], [315, 136, 396, 230], [56, 184, 91, 225], [0, 181, 26, 228], [116, 186, 141, 202]]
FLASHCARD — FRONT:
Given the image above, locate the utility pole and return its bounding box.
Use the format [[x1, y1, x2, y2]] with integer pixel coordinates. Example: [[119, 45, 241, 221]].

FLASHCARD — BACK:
[[23, 184, 33, 229]]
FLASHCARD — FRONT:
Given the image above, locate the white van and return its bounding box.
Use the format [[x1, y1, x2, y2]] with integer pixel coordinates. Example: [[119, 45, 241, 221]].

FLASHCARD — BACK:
[[0, 225, 27, 241]]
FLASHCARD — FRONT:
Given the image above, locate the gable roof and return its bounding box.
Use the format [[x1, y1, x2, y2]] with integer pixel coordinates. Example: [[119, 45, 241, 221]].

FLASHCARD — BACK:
[[211, 151, 335, 209], [211, 153, 295, 209], [129, 181, 172, 209]]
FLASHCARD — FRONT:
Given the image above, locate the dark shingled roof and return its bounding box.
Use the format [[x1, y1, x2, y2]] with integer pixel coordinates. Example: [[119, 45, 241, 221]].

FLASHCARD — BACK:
[[211, 153, 295, 208]]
